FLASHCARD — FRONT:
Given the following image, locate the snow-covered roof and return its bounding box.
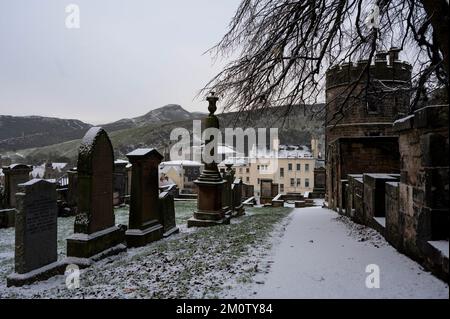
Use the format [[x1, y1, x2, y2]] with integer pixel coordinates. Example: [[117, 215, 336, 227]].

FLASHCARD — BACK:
[[114, 159, 129, 164], [160, 160, 202, 167], [31, 164, 45, 178], [52, 162, 68, 171], [219, 157, 248, 166]]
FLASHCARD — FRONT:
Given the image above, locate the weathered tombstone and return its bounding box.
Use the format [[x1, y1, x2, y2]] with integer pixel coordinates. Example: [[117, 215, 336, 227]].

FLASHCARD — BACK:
[[66, 167, 78, 215], [114, 159, 129, 206], [2, 164, 32, 208], [232, 178, 245, 217], [221, 163, 234, 215], [312, 166, 326, 198], [159, 191, 179, 237], [7, 179, 65, 287], [126, 148, 164, 247], [66, 127, 126, 262], [187, 93, 229, 227], [260, 179, 273, 204]]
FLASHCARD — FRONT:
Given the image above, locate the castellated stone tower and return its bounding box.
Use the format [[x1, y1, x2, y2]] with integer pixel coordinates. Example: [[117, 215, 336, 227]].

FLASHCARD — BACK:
[[324, 48, 412, 210], [325, 48, 412, 146]]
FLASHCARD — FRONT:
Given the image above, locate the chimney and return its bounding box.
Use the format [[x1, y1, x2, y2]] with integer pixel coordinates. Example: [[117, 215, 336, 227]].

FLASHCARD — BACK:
[[388, 47, 401, 65]]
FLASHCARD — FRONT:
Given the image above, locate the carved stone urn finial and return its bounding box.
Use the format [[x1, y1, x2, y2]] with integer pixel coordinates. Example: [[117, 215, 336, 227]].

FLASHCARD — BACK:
[[207, 91, 218, 116]]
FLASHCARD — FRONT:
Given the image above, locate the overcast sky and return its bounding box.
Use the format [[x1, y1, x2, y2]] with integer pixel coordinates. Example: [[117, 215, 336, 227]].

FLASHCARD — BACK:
[[0, 0, 241, 124]]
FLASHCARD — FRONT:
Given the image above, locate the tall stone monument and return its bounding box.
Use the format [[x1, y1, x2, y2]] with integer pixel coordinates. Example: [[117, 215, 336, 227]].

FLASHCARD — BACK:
[[7, 179, 65, 287], [187, 93, 229, 227], [125, 148, 164, 247], [66, 127, 126, 262]]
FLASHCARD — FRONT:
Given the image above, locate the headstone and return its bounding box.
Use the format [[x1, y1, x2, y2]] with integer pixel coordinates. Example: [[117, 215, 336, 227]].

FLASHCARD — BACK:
[[159, 190, 179, 237], [126, 148, 164, 247], [66, 167, 78, 215], [260, 179, 273, 204], [187, 93, 229, 227], [221, 163, 234, 215], [7, 179, 65, 287], [232, 178, 245, 217], [2, 164, 32, 208], [66, 127, 126, 262], [114, 160, 129, 206]]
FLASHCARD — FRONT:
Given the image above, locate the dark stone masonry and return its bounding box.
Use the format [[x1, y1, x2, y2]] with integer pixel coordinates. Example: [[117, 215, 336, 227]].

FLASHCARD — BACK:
[[325, 49, 448, 282], [66, 127, 126, 262]]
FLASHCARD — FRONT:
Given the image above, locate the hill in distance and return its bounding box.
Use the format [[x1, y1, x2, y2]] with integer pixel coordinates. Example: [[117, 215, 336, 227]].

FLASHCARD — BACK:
[[5, 104, 324, 165], [0, 104, 204, 152]]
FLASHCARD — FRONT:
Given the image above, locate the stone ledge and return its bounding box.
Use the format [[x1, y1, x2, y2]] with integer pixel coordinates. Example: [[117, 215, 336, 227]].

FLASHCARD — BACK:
[[6, 260, 67, 288]]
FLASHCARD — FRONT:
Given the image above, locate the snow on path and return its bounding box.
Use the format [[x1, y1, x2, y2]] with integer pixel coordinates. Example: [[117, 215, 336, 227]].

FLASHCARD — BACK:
[[251, 206, 448, 299]]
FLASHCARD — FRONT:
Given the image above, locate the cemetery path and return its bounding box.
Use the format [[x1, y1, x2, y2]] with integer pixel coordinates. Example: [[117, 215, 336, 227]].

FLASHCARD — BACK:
[[250, 206, 448, 299]]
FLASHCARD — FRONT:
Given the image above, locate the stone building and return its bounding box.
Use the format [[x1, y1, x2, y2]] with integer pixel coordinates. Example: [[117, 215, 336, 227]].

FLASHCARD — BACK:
[[325, 48, 411, 210], [219, 144, 316, 198]]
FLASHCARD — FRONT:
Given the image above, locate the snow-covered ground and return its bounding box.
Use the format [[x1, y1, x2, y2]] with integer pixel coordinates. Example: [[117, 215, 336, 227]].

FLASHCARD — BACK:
[[0, 202, 447, 298], [222, 205, 448, 299], [0, 202, 292, 298]]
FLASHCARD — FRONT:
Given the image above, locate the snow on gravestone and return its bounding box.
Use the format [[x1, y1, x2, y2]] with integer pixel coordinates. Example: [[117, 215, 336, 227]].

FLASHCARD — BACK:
[[7, 179, 64, 287], [66, 127, 125, 261]]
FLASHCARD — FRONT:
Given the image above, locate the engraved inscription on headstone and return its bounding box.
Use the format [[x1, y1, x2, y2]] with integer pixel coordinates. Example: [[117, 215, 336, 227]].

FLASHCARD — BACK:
[[14, 179, 57, 274]]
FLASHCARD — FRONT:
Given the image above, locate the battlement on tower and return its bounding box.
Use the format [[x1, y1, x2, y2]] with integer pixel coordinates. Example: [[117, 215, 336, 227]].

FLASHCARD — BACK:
[[326, 48, 412, 89]]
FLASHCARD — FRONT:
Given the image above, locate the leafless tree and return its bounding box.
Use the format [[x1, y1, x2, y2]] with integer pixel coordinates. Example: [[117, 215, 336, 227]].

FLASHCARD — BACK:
[[202, 0, 448, 122]]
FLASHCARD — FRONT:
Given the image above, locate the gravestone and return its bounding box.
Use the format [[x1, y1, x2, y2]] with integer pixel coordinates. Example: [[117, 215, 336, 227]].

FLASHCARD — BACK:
[[260, 179, 273, 204], [232, 178, 245, 217], [114, 160, 129, 206], [7, 179, 65, 287], [221, 163, 234, 215], [126, 148, 164, 247], [159, 190, 179, 237], [187, 93, 229, 227], [1, 164, 32, 229], [66, 127, 126, 262], [2, 164, 32, 208], [66, 167, 78, 215]]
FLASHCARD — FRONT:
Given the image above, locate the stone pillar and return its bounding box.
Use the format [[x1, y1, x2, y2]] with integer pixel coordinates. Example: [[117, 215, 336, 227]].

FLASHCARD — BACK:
[[187, 93, 229, 227], [125, 148, 164, 247], [2, 164, 32, 208], [66, 127, 126, 261]]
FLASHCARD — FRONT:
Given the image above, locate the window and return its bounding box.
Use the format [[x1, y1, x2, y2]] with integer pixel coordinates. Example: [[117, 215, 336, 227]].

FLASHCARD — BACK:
[[290, 178, 295, 187], [296, 178, 301, 186], [257, 165, 260, 170], [246, 168, 249, 173], [257, 178, 260, 184], [280, 167, 284, 178], [288, 163, 293, 171], [280, 184, 284, 192], [296, 163, 301, 171], [305, 164, 310, 172], [239, 168, 243, 173], [246, 176, 249, 182], [305, 178, 310, 187]]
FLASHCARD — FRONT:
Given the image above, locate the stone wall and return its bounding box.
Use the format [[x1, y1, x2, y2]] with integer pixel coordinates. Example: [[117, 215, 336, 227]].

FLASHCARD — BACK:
[[326, 137, 400, 210], [393, 105, 449, 280]]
